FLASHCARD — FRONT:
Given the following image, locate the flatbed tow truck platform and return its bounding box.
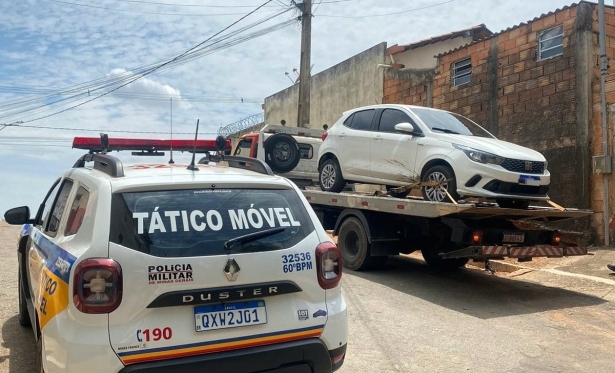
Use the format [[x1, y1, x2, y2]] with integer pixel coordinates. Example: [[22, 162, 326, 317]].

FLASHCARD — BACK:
[[301, 189, 592, 271]]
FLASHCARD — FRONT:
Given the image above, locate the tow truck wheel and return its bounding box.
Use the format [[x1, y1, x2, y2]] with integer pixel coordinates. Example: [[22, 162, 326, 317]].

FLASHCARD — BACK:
[[18, 269, 31, 327], [421, 248, 469, 270], [319, 158, 346, 193], [264, 133, 301, 173], [338, 217, 386, 271]]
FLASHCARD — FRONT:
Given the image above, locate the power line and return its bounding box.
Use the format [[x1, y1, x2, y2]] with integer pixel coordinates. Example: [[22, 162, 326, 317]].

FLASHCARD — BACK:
[[6, 0, 278, 125], [49, 0, 282, 16], [0, 12, 291, 117], [0, 6, 292, 123], [317, 0, 460, 18], [103, 0, 285, 7], [0, 86, 262, 103], [4, 123, 217, 135]]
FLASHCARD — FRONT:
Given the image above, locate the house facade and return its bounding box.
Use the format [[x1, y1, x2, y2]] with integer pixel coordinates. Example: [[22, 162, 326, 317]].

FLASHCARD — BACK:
[[383, 1, 615, 243], [262, 25, 492, 130]]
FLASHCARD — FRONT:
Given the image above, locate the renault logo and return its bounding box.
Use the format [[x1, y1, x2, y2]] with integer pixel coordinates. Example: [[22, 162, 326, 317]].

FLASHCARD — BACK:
[[224, 259, 241, 282], [524, 161, 532, 171]]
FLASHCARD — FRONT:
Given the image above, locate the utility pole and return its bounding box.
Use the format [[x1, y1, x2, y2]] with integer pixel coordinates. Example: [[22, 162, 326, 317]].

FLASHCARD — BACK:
[[295, 0, 312, 128], [169, 97, 175, 164]]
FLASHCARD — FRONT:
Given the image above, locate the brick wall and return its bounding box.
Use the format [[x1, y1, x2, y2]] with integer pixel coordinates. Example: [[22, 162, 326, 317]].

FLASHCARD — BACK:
[[384, 3, 599, 240]]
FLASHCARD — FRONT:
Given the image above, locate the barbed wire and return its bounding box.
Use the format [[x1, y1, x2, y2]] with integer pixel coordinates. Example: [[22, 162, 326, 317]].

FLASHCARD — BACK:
[[218, 112, 265, 137]]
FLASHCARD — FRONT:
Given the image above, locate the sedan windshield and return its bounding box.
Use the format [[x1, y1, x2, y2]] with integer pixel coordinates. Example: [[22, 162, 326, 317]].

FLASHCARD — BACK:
[[410, 107, 495, 138]]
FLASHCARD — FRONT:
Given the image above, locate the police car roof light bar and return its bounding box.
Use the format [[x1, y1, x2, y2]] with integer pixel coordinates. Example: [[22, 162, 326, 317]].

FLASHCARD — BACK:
[[72, 136, 231, 154]]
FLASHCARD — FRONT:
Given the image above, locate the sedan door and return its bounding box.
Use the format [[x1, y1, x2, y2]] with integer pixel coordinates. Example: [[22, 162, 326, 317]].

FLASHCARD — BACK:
[[369, 108, 422, 183], [335, 109, 376, 178]]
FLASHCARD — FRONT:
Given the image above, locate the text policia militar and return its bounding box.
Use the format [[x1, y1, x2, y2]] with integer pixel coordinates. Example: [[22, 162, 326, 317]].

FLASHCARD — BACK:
[[132, 207, 301, 234]]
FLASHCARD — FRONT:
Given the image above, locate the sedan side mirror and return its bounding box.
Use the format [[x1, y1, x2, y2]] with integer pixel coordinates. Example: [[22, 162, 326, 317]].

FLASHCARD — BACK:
[[395, 122, 424, 137], [4, 206, 33, 225]]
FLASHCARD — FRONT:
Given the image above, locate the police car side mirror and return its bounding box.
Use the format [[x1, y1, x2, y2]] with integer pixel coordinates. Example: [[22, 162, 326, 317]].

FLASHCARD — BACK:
[[4, 206, 33, 225]]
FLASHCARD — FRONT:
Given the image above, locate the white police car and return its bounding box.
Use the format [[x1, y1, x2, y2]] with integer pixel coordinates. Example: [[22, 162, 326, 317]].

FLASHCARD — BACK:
[[5, 134, 347, 373]]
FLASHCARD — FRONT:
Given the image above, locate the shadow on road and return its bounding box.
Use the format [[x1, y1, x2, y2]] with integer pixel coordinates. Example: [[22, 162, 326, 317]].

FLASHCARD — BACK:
[[347, 255, 607, 320], [1, 315, 37, 373]]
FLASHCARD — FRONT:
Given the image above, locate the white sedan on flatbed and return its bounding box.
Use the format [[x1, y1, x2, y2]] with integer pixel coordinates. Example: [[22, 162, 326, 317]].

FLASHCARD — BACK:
[[317, 104, 550, 209]]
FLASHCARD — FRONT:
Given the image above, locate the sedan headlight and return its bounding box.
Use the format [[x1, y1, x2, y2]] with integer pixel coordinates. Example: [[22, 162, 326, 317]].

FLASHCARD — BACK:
[[453, 144, 505, 165]]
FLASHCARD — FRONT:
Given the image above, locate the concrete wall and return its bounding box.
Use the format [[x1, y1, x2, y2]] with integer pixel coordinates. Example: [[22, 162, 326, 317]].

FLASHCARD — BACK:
[[263, 42, 387, 129], [383, 3, 599, 243], [393, 36, 474, 69]]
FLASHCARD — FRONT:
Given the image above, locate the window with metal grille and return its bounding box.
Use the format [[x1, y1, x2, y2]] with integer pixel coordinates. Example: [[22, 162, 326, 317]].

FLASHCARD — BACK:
[[452, 58, 472, 86], [538, 25, 564, 60]]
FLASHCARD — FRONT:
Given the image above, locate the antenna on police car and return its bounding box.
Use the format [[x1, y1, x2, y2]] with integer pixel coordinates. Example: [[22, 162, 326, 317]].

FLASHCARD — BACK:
[[186, 119, 200, 171], [100, 133, 109, 154]]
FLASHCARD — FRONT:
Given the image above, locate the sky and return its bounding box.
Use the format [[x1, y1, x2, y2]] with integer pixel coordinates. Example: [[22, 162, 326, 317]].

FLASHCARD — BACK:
[[0, 0, 593, 216]]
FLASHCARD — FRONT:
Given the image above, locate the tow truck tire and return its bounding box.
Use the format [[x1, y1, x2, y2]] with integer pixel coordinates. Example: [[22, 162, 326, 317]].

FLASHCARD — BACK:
[[421, 165, 459, 203], [338, 217, 386, 271], [421, 248, 469, 270], [18, 269, 31, 327], [319, 158, 346, 193], [496, 199, 530, 210], [264, 133, 301, 173]]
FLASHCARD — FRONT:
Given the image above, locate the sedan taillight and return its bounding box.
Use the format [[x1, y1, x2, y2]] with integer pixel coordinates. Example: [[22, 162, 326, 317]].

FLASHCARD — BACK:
[[315, 242, 342, 289], [73, 258, 122, 314]]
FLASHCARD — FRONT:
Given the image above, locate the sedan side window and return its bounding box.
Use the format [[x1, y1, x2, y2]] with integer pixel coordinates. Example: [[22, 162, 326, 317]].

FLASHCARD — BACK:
[[378, 109, 417, 133], [349, 109, 375, 131], [45, 179, 74, 236]]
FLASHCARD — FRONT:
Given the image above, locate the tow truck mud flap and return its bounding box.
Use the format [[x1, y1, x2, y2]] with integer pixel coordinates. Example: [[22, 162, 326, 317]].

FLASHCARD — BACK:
[[439, 246, 587, 259]]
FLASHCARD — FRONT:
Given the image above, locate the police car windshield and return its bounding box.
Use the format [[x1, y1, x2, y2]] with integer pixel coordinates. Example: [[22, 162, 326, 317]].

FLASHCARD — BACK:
[[109, 188, 315, 257]]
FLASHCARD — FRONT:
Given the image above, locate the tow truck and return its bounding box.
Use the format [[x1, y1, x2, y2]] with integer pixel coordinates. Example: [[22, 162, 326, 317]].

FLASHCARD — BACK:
[[232, 124, 326, 188], [232, 126, 592, 272], [75, 133, 593, 273]]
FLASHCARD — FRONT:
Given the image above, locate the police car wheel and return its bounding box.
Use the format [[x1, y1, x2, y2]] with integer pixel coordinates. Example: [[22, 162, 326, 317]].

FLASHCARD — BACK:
[[36, 337, 44, 373], [18, 270, 31, 327]]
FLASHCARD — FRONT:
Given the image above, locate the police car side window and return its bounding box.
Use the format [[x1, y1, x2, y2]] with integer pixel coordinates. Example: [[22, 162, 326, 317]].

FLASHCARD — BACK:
[[39, 179, 62, 229], [64, 186, 90, 236], [46, 180, 74, 236]]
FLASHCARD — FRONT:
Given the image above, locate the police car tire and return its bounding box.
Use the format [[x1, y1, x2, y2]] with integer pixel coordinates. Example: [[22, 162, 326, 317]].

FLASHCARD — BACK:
[[264, 133, 301, 173], [18, 270, 31, 327], [36, 337, 44, 373], [338, 217, 386, 271]]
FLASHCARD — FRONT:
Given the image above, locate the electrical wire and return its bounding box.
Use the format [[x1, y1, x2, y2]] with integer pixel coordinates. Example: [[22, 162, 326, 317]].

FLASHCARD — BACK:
[[0, 86, 262, 103], [0, 6, 293, 123], [0, 6, 292, 114], [317, 0, 460, 18], [0, 20, 293, 121], [49, 0, 280, 16], [0, 7, 292, 115], [104, 0, 285, 7]]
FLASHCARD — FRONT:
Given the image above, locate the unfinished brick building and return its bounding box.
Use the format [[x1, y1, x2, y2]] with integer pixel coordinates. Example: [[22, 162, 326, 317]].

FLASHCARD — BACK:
[[383, 1, 615, 243]]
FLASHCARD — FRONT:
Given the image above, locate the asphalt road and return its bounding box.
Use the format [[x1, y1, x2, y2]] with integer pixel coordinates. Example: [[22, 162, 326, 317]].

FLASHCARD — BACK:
[[1, 223, 614, 373]]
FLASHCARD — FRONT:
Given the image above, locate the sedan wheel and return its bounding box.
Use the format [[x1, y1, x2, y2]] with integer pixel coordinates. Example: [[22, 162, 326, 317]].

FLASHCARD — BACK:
[[421, 165, 459, 203], [319, 158, 346, 192]]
